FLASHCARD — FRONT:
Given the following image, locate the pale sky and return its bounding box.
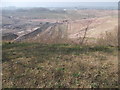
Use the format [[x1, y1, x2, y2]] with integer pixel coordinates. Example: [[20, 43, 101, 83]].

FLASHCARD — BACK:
[[1, 0, 119, 8], [2, 0, 119, 2]]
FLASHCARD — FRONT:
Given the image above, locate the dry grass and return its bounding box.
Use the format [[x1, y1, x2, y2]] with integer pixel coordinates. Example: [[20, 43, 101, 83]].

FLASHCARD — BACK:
[[96, 27, 118, 47], [2, 43, 118, 88]]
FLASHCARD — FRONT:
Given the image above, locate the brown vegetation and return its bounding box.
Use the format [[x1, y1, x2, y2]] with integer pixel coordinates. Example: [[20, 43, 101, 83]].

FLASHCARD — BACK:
[[2, 43, 118, 88]]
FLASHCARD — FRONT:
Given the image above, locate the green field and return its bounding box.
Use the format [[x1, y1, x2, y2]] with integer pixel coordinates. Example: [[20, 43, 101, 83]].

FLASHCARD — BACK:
[[2, 42, 118, 88]]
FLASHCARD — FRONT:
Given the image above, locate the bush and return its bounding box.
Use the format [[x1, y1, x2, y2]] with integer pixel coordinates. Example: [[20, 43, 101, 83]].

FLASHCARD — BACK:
[[96, 27, 118, 47]]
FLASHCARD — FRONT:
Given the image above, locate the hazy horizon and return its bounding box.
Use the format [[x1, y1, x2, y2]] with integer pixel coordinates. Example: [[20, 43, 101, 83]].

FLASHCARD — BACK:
[[1, 2, 118, 10]]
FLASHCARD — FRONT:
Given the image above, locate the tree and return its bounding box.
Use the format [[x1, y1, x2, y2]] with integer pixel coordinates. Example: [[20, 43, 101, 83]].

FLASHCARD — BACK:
[[79, 20, 93, 45]]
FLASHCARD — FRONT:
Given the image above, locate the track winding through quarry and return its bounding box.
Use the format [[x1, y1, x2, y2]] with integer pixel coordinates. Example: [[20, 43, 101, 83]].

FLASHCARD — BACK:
[[14, 23, 56, 42]]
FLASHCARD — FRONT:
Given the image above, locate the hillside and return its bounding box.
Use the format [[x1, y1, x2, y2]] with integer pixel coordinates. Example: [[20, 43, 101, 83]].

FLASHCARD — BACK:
[[2, 7, 118, 88], [2, 8, 118, 44], [2, 43, 118, 88], [9, 16, 117, 45]]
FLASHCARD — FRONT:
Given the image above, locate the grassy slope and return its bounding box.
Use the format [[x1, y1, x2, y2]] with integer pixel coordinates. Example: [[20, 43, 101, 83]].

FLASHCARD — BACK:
[[2, 42, 118, 88]]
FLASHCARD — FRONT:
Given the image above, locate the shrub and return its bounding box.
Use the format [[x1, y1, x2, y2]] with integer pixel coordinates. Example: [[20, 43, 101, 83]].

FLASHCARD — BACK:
[[96, 27, 118, 47]]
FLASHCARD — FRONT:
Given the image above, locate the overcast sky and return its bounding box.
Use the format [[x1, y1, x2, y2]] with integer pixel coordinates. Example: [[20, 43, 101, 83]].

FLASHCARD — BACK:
[[2, 0, 119, 2], [1, 0, 119, 7]]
